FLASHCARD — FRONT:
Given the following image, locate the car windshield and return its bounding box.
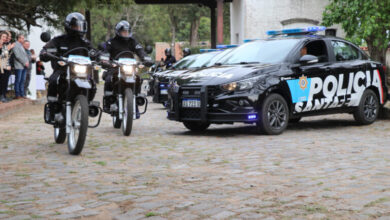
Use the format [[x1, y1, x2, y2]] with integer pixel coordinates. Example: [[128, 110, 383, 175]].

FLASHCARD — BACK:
[[187, 52, 220, 68], [172, 55, 199, 70], [203, 49, 234, 67], [218, 39, 300, 64]]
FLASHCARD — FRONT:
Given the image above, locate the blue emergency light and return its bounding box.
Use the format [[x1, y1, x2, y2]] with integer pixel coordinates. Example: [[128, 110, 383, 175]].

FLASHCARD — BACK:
[[248, 114, 257, 120], [266, 26, 326, 36], [243, 39, 260, 43], [216, 44, 239, 49], [199, 49, 223, 53]]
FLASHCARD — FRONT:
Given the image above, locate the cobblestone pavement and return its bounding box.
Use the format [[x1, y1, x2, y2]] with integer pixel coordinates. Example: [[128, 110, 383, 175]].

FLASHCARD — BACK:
[[1, 86, 390, 219]]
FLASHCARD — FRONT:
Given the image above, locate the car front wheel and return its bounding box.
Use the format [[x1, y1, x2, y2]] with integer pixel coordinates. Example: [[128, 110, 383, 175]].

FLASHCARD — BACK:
[[257, 93, 289, 135]]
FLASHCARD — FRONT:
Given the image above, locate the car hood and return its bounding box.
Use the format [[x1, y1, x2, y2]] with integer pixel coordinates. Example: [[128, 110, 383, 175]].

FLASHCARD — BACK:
[[158, 69, 190, 82], [174, 63, 281, 86]]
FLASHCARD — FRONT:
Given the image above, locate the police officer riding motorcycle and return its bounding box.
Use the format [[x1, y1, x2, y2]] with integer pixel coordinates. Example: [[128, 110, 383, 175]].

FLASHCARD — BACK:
[[163, 48, 176, 69], [40, 12, 102, 155], [100, 20, 153, 136]]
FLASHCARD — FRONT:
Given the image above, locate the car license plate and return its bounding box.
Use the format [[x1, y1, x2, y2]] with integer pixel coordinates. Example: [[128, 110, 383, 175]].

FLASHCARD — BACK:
[[182, 99, 201, 108], [160, 89, 168, 95]]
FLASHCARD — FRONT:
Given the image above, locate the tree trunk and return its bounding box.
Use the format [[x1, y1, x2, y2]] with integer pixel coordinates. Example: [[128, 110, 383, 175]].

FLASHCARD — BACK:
[[190, 17, 200, 47], [168, 10, 177, 56], [367, 37, 389, 84]]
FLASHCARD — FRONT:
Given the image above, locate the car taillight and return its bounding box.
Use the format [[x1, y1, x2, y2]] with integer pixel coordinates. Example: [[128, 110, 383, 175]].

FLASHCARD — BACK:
[[383, 65, 386, 73]]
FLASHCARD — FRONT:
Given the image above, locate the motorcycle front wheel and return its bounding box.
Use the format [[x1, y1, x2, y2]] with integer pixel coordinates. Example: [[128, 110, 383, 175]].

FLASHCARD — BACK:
[[68, 95, 89, 155], [122, 88, 134, 136]]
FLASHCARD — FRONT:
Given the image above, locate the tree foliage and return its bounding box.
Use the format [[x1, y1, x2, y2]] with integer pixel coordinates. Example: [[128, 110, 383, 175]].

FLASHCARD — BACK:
[[323, 0, 390, 64], [1, 0, 231, 49]]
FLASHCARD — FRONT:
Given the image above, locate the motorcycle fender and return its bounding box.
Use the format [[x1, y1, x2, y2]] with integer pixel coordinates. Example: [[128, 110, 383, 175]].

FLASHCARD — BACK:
[[74, 78, 92, 89]]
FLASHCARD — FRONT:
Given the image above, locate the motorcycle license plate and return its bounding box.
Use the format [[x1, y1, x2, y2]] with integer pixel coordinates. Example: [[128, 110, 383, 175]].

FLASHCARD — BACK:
[[182, 99, 201, 108], [160, 89, 168, 95]]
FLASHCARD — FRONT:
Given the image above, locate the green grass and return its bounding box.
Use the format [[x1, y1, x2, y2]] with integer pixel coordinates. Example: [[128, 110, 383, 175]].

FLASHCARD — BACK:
[[94, 161, 107, 166], [15, 173, 30, 177], [364, 197, 390, 207], [303, 204, 328, 213], [145, 212, 158, 217]]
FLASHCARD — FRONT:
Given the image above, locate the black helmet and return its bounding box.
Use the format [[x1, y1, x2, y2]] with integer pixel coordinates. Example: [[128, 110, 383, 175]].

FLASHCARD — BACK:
[[183, 48, 191, 57], [64, 12, 87, 37], [115, 20, 132, 40], [165, 48, 172, 56]]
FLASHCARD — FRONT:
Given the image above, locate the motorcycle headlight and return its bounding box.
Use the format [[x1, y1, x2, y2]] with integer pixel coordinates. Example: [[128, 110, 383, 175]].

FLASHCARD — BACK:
[[72, 64, 88, 78], [121, 65, 135, 76], [221, 75, 265, 92]]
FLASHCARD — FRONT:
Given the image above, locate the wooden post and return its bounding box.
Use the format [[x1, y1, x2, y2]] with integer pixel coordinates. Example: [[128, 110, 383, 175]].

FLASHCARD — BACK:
[[217, 0, 224, 45]]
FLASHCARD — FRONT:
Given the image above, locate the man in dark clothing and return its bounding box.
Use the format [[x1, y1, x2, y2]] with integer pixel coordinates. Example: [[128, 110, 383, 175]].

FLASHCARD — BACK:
[[101, 20, 152, 112], [163, 48, 176, 69], [40, 12, 96, 100]]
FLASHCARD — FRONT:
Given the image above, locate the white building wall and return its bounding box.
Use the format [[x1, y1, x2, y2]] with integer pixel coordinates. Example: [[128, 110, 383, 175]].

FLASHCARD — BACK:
[[230, 0, 345, 44]]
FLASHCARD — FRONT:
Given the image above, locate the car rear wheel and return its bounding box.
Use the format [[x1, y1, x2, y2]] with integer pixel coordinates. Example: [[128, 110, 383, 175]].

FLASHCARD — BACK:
[[257, 93, 289, 135], [353, 89, 379, 125], [183, 121, 210, 132]]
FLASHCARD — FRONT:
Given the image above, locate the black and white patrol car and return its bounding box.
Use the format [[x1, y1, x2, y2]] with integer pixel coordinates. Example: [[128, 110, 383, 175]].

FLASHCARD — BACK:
[[167, 27, 388, 135]]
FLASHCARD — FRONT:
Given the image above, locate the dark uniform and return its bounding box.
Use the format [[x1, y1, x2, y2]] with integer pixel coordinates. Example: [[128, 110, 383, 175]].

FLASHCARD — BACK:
[[163, 48, 176, 69], [39, 12, 96, 100], [40, 34, 95, 99], [102, 35, 148, 95]]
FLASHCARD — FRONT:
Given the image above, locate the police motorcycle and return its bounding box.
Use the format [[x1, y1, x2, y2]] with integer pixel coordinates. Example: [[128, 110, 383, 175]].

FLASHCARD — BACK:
[[146, 61, 165, 96], [41, 32, 102, 155], [100, 51, 149, 136]]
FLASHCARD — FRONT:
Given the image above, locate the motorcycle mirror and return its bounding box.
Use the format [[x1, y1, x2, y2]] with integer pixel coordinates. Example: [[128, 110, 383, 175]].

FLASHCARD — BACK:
[[40, 32, 51, 43], [145, 45, 153, 54]]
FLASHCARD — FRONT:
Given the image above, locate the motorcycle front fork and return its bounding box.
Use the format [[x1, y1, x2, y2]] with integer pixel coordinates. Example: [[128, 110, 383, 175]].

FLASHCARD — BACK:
[[117, 94, 137, 120], [66, 101, 71, 134]]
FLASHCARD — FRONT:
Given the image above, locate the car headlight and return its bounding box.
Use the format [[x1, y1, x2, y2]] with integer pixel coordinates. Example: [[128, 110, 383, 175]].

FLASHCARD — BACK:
[[72, 64, 88, 78], [121, 65, 135, 76], [221, 75, 265, 91]]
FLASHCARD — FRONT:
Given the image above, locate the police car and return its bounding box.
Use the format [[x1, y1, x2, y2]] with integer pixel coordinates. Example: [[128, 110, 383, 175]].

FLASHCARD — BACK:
[[167, 26, 388, 135], [153, 51, 224, 105]]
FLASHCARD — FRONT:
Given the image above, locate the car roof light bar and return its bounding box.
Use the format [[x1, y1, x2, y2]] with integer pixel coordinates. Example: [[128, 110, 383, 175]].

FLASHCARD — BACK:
[[266, 26, 327, 36]]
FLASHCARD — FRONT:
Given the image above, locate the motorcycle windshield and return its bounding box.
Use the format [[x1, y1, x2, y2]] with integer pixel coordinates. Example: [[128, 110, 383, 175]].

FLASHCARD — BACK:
[[118, 58, 137, 65], [68, 55, 92, 65]]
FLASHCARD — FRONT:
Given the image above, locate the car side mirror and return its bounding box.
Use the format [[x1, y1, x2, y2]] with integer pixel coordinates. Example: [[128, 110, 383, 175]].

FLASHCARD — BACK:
[[299, 55, 318, 65], [40, 32, 51, 43]]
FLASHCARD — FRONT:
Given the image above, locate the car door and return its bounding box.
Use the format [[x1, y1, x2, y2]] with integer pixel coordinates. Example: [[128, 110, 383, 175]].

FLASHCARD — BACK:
[[326, 39, 368, 108], [287, 39, 333, 114]]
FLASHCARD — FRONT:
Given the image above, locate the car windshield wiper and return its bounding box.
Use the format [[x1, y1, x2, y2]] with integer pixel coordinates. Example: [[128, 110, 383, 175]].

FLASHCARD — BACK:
[[237, 61, 260, 65], [214, 62, 222, 66]]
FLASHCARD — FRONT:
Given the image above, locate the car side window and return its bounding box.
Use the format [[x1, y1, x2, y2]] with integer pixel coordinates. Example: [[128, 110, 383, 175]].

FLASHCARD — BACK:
[[301, 40, 329, 63], [331, 41, 360, 61]]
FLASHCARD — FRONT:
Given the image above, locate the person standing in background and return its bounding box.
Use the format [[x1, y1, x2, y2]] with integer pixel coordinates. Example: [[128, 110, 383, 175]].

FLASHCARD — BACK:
[[23, 41, 36, 97], [12, 34, 29, 99], [0, 31, 13, 103]]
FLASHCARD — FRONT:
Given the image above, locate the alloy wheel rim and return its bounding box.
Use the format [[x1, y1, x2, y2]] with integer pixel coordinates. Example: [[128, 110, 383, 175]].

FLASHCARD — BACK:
[[267, 100, 287, 130], [363, 95, 377, 121]]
